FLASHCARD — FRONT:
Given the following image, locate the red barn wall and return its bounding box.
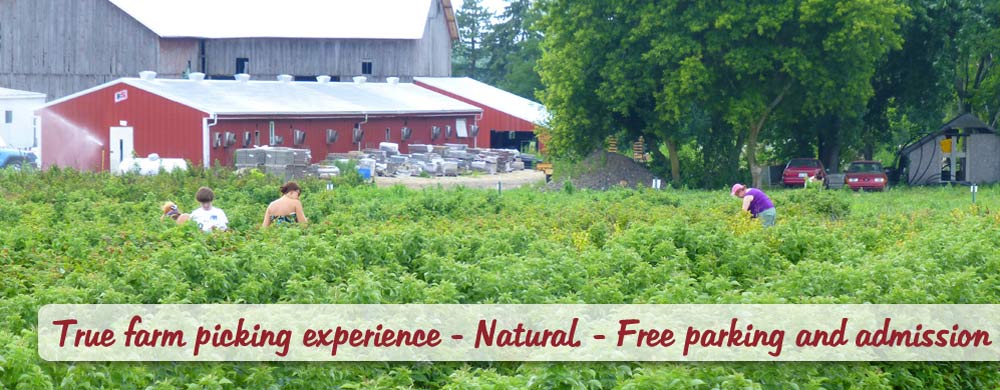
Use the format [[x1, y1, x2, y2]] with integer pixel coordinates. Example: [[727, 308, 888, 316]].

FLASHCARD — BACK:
[[40, 81, 479, 170], [208, 114, 478, 166], [414, 81, 537, 149], [39, 83, 208, 171]]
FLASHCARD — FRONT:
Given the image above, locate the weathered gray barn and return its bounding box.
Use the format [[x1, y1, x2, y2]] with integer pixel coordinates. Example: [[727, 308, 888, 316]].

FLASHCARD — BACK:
[[901, 113, 999, 185], [0, 0, 457, 101]]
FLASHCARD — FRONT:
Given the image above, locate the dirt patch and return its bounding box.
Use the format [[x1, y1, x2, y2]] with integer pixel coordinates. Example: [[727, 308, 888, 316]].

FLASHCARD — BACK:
[[547, 150, 657, 190], [374, 169, 546, 190]]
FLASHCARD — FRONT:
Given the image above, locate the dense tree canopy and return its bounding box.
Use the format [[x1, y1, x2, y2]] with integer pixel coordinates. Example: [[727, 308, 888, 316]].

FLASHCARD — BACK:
[[453, 0, 495, 79], [484, 0, 544, 99], [537, 0, 909, 187], [453, 0, 999, 188], [452, 0, 543, 100]]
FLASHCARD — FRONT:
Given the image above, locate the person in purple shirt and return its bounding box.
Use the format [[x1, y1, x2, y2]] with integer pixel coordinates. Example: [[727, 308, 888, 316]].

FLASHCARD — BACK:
[[731, 183, 776, 227]]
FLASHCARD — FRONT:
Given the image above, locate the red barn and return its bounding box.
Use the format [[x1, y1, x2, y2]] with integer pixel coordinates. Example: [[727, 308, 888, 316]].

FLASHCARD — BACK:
[[414, 77, 548, 151], [37, 72, 481, 171]]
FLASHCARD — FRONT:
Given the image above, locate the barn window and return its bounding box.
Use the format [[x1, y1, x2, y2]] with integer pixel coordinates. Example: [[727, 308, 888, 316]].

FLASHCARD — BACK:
[[385, 127, 391, 141], [4, 111, 11, 124], [269, 121, 277, 145], [294, 75, 317, 82], [236, 58, 249, 74], [362, 61, 373, 75], [456, 118, 468, 138]]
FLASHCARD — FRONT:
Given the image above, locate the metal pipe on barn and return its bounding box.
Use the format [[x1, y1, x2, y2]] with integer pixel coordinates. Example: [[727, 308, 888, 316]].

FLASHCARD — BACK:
[[202, 113, 218, 168]]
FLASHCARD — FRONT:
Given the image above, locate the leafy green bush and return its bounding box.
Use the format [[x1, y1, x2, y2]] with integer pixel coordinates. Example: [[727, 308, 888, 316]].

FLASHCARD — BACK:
[[778, 185, 851, 220], [2, 169, 999, 388]]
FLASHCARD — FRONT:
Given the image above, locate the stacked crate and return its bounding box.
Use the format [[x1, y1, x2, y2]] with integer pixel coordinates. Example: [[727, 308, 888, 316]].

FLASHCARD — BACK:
[[264, 148, 312, 180], [379, 142, 400, 157], [386, 155, 409, 174], [409, 144, 433, 154], [254, 144, 534, 179], [432, 145, 450, 156], [632, 136, 647, 162], [410, 152, 445, 175], [234, 149, 267, 170], [494, 149, 519, 173]]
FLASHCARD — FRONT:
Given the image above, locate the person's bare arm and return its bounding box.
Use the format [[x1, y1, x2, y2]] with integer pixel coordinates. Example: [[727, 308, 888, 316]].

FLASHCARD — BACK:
[[742, 195, 754, 212], [295, 200, 308, 225], [262, 206, 272, 228]]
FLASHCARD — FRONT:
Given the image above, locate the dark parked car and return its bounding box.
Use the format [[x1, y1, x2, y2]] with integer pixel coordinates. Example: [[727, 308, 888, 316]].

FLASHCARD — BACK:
[[782, 158, 826, 187], [845, 160, 887, 191]]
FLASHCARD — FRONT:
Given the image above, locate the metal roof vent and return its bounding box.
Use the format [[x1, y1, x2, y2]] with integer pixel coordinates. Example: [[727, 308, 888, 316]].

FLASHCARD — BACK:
[[353, 76, 367, 85], [139, 71, 157, 80], [188, 72, 206, 81], [386, 77, 399, 85], [317, 75, 331, 84], [235, 73, 251, 83], [277, 74, 293, 83]]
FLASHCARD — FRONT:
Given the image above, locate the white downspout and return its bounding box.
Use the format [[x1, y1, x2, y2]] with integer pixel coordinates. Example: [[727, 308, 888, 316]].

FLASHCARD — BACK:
[[357, 113, 369, 151], [473, 113, 482, 149], [34, 115, 42, 168], [202, 113, 218, 168]]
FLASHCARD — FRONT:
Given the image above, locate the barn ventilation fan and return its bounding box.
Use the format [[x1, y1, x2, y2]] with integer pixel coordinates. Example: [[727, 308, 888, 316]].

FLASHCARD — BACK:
[[326, 129, 339, 144], [212, 132, 222, 148], [352, 125, 364, 144], [445, 125, 452, 138], [242, 131, 252, 147], [272, 135, 284, 145], [401, 127, 412, 141], [470, 125, 479, 137], [431, 126, 441, 140], [223, 132, 237, 147], [293, 129, 306, 145]]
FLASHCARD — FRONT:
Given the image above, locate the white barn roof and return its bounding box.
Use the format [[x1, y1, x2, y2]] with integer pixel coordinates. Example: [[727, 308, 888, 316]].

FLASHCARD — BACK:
[[415, 77, 549, 124], [0, 87, 46, 100], [43, 76, 482, 117], [108, 0, 437, 39]]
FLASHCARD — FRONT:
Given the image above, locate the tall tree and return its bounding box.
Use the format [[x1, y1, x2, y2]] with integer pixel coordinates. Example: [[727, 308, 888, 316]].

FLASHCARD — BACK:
[[946, 0, 1000, 126], [855, 0, 1000, 170], [484, 0, 544, 99], [453, 0, 495, 79], [537, 0, 909, 187], [536, 0, 621, 158], [859, 0, 956, 162], [535, 0, 702, 183]]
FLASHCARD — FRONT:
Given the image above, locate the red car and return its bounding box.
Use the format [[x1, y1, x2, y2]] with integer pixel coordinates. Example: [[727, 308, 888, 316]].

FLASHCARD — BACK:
[[782, 158, 826, 187], [845, 160, 887, 191]]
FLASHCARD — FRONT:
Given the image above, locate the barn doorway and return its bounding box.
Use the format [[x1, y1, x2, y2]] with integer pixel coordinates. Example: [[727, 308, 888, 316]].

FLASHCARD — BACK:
[[939, 135, 967, 182], [489, 130, 536, 152], [109, 126, 134, 173]]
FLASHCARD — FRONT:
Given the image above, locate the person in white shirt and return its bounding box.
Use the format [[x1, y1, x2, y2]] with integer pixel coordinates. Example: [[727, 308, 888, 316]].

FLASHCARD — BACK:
[[189, 187, 228, 232]]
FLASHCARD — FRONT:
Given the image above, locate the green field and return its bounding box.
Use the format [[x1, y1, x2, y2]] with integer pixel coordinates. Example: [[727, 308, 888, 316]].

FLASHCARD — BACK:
[[2, 167, 999, 389]]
